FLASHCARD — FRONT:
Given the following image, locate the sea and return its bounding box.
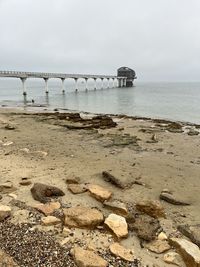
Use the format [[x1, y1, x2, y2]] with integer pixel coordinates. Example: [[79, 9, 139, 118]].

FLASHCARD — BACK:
[[0, 78, 200, 124]]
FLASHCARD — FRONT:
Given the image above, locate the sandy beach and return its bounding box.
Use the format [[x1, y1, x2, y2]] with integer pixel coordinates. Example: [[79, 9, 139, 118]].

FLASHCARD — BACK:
[[0, 108, 200, 267]]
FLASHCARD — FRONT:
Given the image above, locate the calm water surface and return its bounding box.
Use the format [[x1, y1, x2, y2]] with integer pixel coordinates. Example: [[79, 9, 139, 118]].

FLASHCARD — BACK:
[[0, 78, 200, 124]]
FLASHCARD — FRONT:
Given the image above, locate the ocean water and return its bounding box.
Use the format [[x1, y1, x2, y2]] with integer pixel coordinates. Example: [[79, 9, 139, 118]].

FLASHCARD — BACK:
[[0, 78, 200, 124]]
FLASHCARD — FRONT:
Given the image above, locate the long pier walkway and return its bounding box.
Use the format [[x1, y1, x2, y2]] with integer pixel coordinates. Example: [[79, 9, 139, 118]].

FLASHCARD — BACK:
[[0, 70, 127, 95]]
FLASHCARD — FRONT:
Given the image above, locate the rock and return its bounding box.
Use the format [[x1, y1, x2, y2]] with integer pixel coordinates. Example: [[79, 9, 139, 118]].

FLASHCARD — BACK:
[[109, 242, 134, 261], [64, 205, 104, 228], [66, 177, 80, 184], [160, 192, 190, 206], [170, 238, 200, 267], [0, 205, 11, 221], [3, 141, 13, 146], [19, 178, 32, 186], [5, 124, 15, 130], [129, 214, 161, 241], [104, 214, 128, 239], [41, 216, 61, 226], [167, 122, 183, 133], [178, 224, 200, 248], [103, 199, 128, 216], [8, 193, 17, 199], [0, 249, 19, 267], [68, 184, 88, 194], [136, 200, 165, 218], [188, 129, 199, 136], [71, 246, 108, 267], [31, 183, 65, 203], [145, 240, 171, 254], [34, 201, 61, 215], [0, 182, 17, 194], [88, 184, 112, 202], [158, 232, 168, 241], [163, 251, 184, 266], [102, 171, 125, 189]]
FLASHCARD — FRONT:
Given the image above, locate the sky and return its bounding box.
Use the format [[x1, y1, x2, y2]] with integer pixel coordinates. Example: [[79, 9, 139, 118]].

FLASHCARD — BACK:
[[0, 0, 200, 81]]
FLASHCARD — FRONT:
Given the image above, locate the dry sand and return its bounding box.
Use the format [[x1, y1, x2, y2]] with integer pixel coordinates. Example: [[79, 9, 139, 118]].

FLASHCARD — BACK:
[[0, 108, 200, 266]]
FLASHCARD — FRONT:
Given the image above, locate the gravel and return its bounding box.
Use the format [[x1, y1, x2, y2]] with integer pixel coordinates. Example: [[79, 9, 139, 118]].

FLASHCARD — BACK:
[[0, 221, 77, 267]]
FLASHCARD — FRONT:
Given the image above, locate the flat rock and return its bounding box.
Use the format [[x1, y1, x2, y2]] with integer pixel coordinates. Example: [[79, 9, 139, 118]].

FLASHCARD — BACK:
[[170, 238, 200, 267], [145, 240, 171, 254], [109, 242, 134, 261], [19, 178, 32, 186], [31, 183, 65, 203], [160, 192, 190, 205], [102, 171, 126, 189], [34, 201, 61, 215], [68, 184, 88, 194], [103, 199, 128, 216], [0, 205, 11, 221], [66, 177, 80, 184], [0, 249, 19, 267], [136, 200, 165, 218], [41, 216, 61, 226], [104, 214, 128, 239], [71, 246, 108, 267], [0, 182, 17, 194], [64, 205, 104, 228], [88, 184, 112, 202], [163, 251, 184, 266], [178, 224, 200, 248], [129, 214, 161, 241]]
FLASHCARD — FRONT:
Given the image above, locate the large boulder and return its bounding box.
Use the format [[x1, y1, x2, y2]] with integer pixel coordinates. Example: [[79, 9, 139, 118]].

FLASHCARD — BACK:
[[170, 238, 200, 267], [31, 183, 65, 203], [64, 206, 104, 228], [71, 246, 108, 267], [104, 214, 128, 239]]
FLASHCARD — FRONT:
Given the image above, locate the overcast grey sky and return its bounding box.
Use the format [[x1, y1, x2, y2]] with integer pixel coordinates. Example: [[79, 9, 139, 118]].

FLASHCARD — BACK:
[[0, 0, 200, 81]]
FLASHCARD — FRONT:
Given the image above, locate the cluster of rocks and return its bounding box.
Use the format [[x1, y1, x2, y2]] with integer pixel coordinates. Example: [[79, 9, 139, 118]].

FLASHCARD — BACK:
[[0, 173, 200, 267]]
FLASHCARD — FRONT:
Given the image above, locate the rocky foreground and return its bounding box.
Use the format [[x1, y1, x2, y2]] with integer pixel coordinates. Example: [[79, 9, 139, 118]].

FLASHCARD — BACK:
[[0, 110, 200, 266]]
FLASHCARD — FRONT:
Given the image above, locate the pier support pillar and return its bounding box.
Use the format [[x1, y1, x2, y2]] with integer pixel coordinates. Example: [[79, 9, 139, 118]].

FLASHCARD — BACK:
[[44, 78, 49, 94], [94, 78, 97, 90], [113, 78, 115, 88], [20, 77, 27, 96], [61, 78, 65, 93], [118, 78, 121, 88], [123, 79, 126, 87], [74, 78, 78, 92], [85, 78, 88, 91], [107, 78, 110, 89], [101, 78, 104, 89]]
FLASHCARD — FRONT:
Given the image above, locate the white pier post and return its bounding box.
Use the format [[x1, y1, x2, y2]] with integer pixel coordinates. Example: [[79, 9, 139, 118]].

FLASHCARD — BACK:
[[61, 78, 65, 93], [85, 78, 88, 91], [74, 78, 78, 92], [101, 78, 104, 89], [107, 78, 110, 89], [20, 78, 27, 96], [113, 78, 115, 88], [94, 78, 97, 90], [44, 78, 49, 94]]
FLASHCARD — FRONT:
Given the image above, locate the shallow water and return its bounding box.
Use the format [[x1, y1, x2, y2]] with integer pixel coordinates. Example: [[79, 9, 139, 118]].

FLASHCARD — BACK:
[[0, 78, 200, 124]]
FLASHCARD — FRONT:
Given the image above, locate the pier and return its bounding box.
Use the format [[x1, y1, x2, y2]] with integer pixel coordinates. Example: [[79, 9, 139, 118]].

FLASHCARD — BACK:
[[0, 70, 129, 96]]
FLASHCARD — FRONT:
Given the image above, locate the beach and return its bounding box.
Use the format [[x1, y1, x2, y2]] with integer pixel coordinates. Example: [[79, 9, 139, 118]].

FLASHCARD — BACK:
[[0, 108, 200, 266]]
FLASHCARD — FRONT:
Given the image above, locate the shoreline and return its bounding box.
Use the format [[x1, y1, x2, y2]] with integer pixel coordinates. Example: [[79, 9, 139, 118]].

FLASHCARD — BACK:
[[1, 105, 200, 128]]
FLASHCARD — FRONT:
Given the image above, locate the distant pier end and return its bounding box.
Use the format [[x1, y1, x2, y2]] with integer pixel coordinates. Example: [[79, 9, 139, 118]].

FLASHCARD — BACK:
[[117, 67, 137, 87]]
